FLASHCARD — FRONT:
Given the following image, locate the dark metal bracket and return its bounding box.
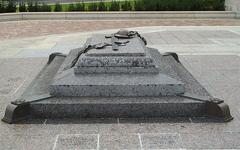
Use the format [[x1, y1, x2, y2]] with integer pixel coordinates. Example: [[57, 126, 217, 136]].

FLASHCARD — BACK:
[[162, 52, 180, 63], [2, 94, 54, 124], [179, 92, 233, 122], [2, 103, 30, 124], [11, 93, 53, 106], [47, 52, 66, 65]]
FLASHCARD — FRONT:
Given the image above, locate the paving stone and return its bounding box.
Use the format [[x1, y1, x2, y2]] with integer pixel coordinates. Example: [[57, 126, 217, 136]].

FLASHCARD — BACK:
[[141, 133, 182, 149], [181, 132, 240, 149], [139, 123, 190, 134], [98, 123, 141, 135], [15, 134, 56, 150], [0, 58, 46, 97], [0, 133, 22, 150], [99, 134, 141, 150], [2, 20, 240, 40], [46, 119, 100, 135], [180, 119, 240, 133], [54, 134, 98, 150], [51, 44, 83, 54], [15, 48, 54, 58]]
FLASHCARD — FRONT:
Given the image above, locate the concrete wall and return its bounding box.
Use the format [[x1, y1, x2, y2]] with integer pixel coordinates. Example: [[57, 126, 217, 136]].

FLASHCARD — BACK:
[[0, 11, 237, 22], [225, 0, 240, 11]]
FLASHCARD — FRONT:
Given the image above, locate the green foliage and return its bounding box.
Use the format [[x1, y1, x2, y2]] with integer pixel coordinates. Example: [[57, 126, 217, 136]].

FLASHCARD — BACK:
[[0, 0, 226, 13], [54, 3, 62, 12], [212, 0, 225, 11], [0, 1, 5, 13], [134, 0, 144, 11], [6, 0, 16, 13], [33, 2, 39, 12], [39, 3, 51, 12], [109, 0, 120, 11], [68, 3, 76, 11], [98, 1, 107, 11], [137, 0, 225, 11], [76, 2, 85, 11], [88, 2, 98, 11], [121, 0, 132, 11], [19, 2, 27, 12], [27, 1, 34, 12]]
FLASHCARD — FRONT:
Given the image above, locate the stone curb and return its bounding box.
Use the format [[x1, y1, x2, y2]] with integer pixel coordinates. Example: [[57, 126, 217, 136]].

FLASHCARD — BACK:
[[0, 11, 237, 22]]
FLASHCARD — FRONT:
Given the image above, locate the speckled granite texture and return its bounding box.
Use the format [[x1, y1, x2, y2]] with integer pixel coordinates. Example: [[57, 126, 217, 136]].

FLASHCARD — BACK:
[[26, 52, 210, 118]]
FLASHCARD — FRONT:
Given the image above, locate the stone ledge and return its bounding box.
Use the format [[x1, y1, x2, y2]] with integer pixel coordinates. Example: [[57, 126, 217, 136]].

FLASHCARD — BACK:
[[0, 11, 237, 22]]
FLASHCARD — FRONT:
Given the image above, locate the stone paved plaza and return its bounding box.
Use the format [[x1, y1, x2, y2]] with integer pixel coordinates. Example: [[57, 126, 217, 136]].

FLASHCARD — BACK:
[[0, 20, 240, 149]]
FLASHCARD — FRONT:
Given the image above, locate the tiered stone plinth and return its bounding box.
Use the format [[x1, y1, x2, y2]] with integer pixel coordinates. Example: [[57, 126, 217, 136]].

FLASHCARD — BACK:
[[2, 32, 233, 124], [49, 34, 185, 97]]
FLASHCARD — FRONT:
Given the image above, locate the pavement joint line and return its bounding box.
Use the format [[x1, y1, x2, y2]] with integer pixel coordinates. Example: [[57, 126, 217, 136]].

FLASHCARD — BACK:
[[178, 132, 183, 150], [188, 118, 193, 123], [43, 119, 47, 125], [10, 77, 27, 97], [52, 134, 60, 150], [229, 29, 240, 36], [209, 38, 225, 45], [140, 133, 180, 136], [97, 134, 100, 150], [138, 133, 143, 150]]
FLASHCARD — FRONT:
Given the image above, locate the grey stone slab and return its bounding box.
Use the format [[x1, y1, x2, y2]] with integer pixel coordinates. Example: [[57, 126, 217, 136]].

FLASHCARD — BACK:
[[77, 53, 156, 67], [0, 58, 47, 97], [181, 132, 240, 149], [47, 118, 117, 124], [54, 134, 98, 150], [15, 134, 56, 150], [85, 35, 146, 57], [50, 48, 186, 97], [15, 48, 54, 58], [143, 32, 168, 44], [0, 96, 9, 114], [158, 31, 183, 44], [141, 133, 182, 149], [74, 66, 160, 74], [98, 123, 141, 135], [31, 96, 205, 118], [99, 134, 141, 150], [138, 122, 190, 134], [74, 36, 158, 74], [119, 117, 191, 124], [49, 72, 184, 96], [28, 51, 212, 118], [180, 119, 240, 133], [51, 44, 83, 54], [0, 133, 23, 150], [22, 56, 65, 97]]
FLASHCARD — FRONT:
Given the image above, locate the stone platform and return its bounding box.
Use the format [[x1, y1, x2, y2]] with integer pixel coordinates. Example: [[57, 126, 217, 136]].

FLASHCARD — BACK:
[[1, 30, 233, 124], [49, 50, 184, 97], [25, 49, 209, 118]]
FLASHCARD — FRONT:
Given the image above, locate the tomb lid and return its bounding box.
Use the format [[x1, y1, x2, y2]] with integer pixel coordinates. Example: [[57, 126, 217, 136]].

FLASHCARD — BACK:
[[85, 35, 146, 57]]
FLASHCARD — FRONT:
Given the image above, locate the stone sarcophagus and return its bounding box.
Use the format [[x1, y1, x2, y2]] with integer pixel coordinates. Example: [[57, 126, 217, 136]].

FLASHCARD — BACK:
[[2, 30, 233, 123]]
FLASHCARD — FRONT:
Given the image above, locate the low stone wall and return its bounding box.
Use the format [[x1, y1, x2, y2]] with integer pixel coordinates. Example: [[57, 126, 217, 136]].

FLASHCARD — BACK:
[[0, 11, 237, 22]]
